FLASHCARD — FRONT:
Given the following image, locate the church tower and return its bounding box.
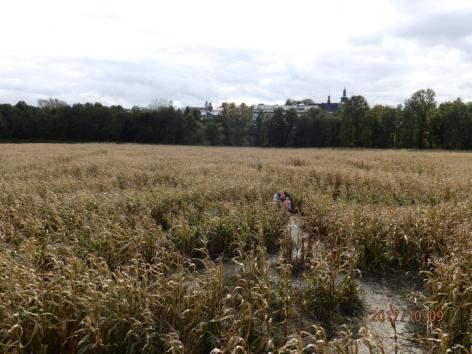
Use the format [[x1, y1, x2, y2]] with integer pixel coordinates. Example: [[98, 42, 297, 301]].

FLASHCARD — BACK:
[[341, 87, 348, 103], [327, 93, 331, 105]]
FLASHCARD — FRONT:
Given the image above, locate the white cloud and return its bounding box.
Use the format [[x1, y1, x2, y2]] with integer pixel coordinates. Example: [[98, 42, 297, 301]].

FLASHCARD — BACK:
[[1, 0, 472, 107]]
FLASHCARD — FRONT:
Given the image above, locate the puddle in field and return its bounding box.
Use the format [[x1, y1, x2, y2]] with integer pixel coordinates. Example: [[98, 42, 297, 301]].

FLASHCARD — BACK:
[[358, 273, 424, 353], [221, 258, 243, 278], [217, 215, 425, 352], [287, 215, 305, 259], [285, 215, 424, 353]]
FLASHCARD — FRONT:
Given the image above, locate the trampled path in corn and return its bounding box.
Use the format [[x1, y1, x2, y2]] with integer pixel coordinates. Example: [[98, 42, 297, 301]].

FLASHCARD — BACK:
[[222, 215, 424, 353], [287, 215, 424, 353]]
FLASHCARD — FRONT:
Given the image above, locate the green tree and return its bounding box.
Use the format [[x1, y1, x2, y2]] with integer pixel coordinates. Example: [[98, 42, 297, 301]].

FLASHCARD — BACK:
[[293, 110, 315, 147], [404, 89, 436, 149], [183, 108, 204, 145], [205, 120, 224, 145], [364, 105, 397, 148], [266, 108, 287, 146], [284, 108, 298, 146], [340, 96, 369, 147], [219, 103, 251, 146], [293, 108, 335, 147], [251, 113, 268, 147], [0, 112, 5, 138], [431, 99, 472, 149]]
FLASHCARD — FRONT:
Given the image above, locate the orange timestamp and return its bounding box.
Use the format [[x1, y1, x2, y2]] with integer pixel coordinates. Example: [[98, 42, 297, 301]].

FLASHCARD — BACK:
[[369, 306, 444, 324]]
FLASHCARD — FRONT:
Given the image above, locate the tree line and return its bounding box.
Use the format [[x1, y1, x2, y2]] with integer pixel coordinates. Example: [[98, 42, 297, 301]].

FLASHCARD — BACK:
[[1, 89, 472, 149]]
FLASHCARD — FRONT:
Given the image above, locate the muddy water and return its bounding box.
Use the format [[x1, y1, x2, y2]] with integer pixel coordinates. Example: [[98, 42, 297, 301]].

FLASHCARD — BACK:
[[358, 273, 424, 353], [287, 215, 305, 260], [286, 215, 424, 353], [220, 215, 424, 352]]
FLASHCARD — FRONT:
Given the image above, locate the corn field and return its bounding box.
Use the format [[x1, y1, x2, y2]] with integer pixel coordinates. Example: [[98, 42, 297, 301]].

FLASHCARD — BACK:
[[0, 144, 470, 353]]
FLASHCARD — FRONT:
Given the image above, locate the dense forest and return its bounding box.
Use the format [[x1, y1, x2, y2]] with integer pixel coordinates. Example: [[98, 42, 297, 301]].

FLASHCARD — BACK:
[[1, 89, 472, 149]]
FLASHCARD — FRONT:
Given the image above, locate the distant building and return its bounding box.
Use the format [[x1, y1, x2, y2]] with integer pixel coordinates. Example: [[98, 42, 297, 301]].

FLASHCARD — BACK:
[[190, 88, 350, 121], [251, 103, 310, 120], [189, 101, 221, 119], [252, 88, 349, 119], [341, 87, 348, 103]]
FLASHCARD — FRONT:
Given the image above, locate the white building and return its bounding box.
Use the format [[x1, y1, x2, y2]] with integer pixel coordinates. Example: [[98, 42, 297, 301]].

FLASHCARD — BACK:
[[252, 88, 349, 119], [190, 101, 222, 120], [252, 102, 320, 120]]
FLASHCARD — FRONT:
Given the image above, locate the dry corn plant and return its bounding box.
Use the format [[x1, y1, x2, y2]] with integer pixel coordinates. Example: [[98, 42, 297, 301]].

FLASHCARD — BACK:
[[0, 144, 471, 353]]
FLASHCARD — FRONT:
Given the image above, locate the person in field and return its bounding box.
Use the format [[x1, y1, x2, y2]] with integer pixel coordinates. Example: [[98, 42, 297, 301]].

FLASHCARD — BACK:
[[283, 195, 293, 213], [273, 191, 293, 213], [273, 192, 281, 202]]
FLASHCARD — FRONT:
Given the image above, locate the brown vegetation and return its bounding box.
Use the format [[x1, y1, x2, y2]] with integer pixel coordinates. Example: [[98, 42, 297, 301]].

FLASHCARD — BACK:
[[0, 144, 470, 353]]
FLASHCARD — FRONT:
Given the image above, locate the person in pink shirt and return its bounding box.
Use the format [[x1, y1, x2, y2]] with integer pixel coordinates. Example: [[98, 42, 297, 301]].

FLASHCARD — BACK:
[[274, 191, 293, 212]]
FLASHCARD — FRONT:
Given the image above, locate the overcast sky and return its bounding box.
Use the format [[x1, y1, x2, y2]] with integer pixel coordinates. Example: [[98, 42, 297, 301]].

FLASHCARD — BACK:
[[1, 0, 472, 108]]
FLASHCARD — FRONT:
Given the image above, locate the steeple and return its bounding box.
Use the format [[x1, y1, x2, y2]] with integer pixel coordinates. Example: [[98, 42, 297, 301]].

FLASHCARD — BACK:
[[341, 87, 348, 103], [327, 93, 331, 105]]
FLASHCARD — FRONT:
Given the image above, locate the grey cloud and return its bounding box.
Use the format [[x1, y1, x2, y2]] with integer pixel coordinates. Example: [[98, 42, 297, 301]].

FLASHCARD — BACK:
[[393, 11, 472, 61], [0, 51, 449, 108], [458, 82, 472, 90], [351, 10, 472, 58], [1, 47, 357, 107], [344, 9, 472, 104], [397, 11, 472, 41], [0, 54, 223, 107], [2, 32, 472, 108]]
